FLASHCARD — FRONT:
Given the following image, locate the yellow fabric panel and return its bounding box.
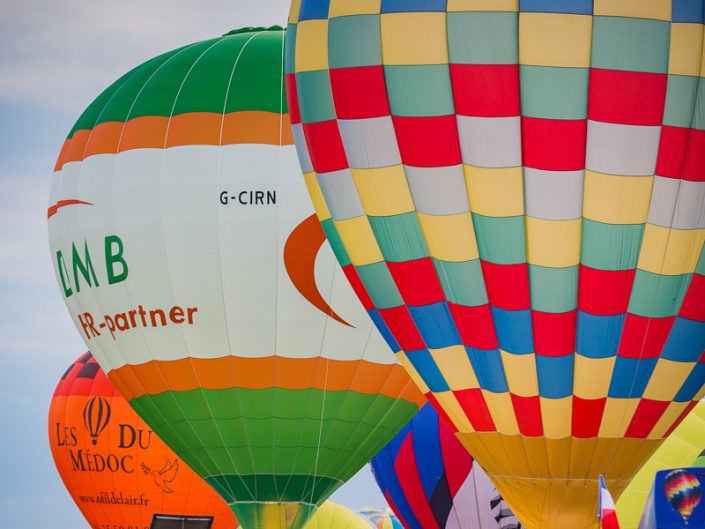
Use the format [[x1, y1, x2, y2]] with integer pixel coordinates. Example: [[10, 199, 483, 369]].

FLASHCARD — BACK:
[[519, 13, 593, 68], [594, 0, 671, 21], [304, 172, 332, 221], [288, 0, 302, 23], [334, 216, 384, 266], [637, 225, 705, 275], [599, 398, 640, 438], [430, 345, 479, 390], [464, 166, 525, 217], [583, 172, 653, 225], [649, 401, 693, 439], [380, 13, 449, 65], [435, 391, 476, 432], [574, 355, 615, 400], [447, 0, 518, 11], [526, 217, 582, 267], [329, 0, 381, 17], [669, 24, 705, 77], [485, 391, 520, 435], [642, 360, 695, 401], [501, 351, 539, 397], [417, 212, 479, 262], [541, 397, 572, 439], [305, 502, 372, 529], [397, 352, 430, 394], [294, 20, 329, 72], [351, 166, 415, 216]]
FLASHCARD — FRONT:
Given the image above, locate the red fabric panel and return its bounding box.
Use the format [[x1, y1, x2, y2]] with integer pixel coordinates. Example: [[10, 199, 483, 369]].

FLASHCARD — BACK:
[[379, 306, 427, 351], [656, 125, 688, 179], [572, 396, 606, 438], [329, 65, 390, 119], [617, 314, 676, 359], [449, 64, 520, 117], [302, 120, 349, 173], [285, 74, 301, 125], [587, 69, 667, 126], [511, 394, 544, 437], [449, 303, 499, 350], [522, 117, 587, 171], [343, 265, 374, 311], [426, 393, 458, 433], [532, 310, 577, 357], [578, 266, 636, 316], [625, 399, 670, 438], [480, 261, 530, 311], [388, 258, 446, 306], [393, 115, 462, 167], [394, 437, 441, 529], [438, 417, 473, 498], [663, 400, 698, 437], [680, 274, 705, 321], [454, 389, 496, 432], [684, 129, 705, 182]]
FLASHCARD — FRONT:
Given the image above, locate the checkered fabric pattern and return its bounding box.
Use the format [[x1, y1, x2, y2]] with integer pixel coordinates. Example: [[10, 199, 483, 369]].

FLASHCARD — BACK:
[[287, 3, 705, 526]]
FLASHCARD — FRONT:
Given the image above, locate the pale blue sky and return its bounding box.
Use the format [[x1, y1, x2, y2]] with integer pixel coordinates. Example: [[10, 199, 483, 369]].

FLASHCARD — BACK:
[[0, 2, 386, 527]]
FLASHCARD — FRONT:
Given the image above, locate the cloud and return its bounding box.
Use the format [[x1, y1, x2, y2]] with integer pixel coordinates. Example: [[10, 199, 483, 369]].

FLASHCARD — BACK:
[[0, 0, 290, 112]]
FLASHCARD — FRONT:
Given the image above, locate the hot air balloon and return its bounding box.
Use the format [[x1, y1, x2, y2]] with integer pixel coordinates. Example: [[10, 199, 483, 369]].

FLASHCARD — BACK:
[[370, 403, 522, 529], [48, 26, 424, 529], [237, 501, 373, 529], [285, 2, 705, 528], [664, 469, 702, 524], [358, 507, 404, 529], [83, 395, 110, 445], [619, 400, 705, 528], [49, 352, 237, 529]]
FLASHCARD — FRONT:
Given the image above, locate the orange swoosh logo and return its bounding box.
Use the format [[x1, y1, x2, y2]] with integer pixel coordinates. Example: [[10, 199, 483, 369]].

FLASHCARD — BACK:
[[47, 199, 93, 219], [284, 214, 352, 327]]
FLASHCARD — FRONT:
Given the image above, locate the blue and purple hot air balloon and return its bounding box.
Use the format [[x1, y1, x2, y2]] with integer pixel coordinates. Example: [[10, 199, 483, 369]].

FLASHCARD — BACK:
[[371, 404, 522, 529]]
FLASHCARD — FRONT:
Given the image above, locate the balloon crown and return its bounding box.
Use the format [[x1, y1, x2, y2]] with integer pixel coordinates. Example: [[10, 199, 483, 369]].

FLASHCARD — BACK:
[[223, 26, 283, 36]]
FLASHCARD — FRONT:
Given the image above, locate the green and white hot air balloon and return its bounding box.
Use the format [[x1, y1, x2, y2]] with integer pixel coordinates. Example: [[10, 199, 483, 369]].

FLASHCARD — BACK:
[[48, 26, 424, 529]]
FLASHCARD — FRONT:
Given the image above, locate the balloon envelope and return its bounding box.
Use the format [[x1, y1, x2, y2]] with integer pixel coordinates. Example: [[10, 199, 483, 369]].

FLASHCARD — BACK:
[[370, 404, 521, 529], [285, 3, 705, 528], [358, 507, 404, 529], [49, 352, 237, 529], [48, 26, 424, 529], [619, 400, 705, 528]]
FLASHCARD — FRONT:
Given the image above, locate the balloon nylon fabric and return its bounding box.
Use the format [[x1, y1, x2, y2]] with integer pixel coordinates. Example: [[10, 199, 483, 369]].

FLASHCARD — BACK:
[[285, 2, 705, 528], [357, 506, 405, 529], [49, 353, 237, 529], [49, 26, 424, 529], [618, 400, 705, 529], [370, 403, 522, 529]]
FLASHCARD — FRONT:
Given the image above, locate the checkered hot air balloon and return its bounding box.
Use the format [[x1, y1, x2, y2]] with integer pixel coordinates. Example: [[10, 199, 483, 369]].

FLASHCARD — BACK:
[[48, 26, 424, 529], [285, 1, 705, 528]]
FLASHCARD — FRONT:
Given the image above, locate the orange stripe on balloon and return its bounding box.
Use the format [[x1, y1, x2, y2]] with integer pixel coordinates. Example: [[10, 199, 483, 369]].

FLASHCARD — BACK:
[[47, 199, 93, 219], [108, 356, 426, 408], [285, 214, 351, 327], [54, 111, 294, 171]]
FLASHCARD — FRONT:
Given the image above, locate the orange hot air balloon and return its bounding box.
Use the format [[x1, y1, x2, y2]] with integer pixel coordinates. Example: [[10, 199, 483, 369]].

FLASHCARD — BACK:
[[49, 352, 237, 529]]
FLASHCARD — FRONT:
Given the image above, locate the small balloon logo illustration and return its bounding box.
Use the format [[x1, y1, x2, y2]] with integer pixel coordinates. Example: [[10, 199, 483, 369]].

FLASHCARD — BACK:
[[83, 396, 111, 445], [664, 469, 702, 524]]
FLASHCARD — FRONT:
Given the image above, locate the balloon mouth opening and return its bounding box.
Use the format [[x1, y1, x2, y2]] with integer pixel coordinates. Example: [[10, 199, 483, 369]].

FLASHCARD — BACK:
[[223, 26, 283, 36]]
